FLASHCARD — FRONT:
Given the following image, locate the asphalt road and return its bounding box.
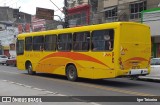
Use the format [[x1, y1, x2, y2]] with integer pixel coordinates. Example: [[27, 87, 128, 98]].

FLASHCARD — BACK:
[[0, 65, 160, 105]]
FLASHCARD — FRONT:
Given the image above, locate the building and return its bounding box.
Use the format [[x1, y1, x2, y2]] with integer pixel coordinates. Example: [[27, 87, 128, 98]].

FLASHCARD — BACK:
[[45, 20, 64, 30], [0, 21, 18, 56], [32, 15, 64, 32], [16, 12, 32, 34], [66, 0, 98, 27], [67, 0, 159, 24], [31, 15, 47, 32], [142, 8, 160, 57], [0, 7, 15, 22], [0, 7, 31, 56], [96, 0, 159, 23]]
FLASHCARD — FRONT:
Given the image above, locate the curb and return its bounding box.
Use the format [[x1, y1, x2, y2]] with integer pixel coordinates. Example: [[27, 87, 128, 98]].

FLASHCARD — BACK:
[[138, 76, 160, 81]]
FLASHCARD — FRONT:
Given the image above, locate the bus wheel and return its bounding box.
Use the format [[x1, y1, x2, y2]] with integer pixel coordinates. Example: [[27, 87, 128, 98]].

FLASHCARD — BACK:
[[27, 63, 36, 75], [66, 65, 78, 81]]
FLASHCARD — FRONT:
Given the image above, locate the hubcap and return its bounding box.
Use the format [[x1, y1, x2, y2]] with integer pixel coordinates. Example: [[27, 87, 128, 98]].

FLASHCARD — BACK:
[[69, 68, 74, 79], [28, 65, 32, 73]]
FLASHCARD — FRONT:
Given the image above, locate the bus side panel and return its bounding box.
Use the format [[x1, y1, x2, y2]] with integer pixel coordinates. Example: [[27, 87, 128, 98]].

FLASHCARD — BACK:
[[33, 52, 94, 78], [17, 55, 26, 70], [90, 52, 116, 79], [33, 51, 116, 79]]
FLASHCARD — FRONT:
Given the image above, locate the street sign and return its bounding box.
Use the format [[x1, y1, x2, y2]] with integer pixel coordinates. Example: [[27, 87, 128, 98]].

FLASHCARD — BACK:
[[36, 7, 54, 20]]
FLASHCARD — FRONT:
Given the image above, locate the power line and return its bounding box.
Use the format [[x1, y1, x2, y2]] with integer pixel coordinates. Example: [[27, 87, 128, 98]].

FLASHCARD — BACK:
[[54, 7, 63, 12], [49, 0, 64, 14]]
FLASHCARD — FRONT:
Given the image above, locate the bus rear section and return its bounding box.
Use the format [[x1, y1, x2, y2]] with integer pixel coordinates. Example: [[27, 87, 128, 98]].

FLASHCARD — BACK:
[[117, 23, 151, 78]]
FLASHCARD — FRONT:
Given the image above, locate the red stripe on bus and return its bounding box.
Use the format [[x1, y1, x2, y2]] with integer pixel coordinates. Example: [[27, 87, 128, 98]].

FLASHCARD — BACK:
[[125, 57, 148, 62], [40, 52, 111, 68]]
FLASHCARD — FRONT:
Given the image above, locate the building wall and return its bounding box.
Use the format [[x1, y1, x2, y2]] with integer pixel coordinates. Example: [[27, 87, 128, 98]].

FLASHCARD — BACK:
[[68, 0, 89, 9], [0, 7, 14, 21], [31, 16, 46, 32], [67, 0, 160, 26], [0, 26, 18, 46], [96, 0, 103, 24], [147, 0, 160, 9], [104, 0, 118, 7], [46, 20, 63, 30], [98, 0, 160, 23], [142, 8, 160, 57], [16, 12, 32, 24]]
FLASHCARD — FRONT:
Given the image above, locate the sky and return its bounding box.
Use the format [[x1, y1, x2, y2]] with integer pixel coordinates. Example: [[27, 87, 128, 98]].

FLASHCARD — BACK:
[[0, 0, 64, 20]]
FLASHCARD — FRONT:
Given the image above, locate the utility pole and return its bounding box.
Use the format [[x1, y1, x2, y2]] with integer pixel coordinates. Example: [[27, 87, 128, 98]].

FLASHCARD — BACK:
[[88, 0, 91, 25], [64, 0, 69, 28], [64, 0, 68, 28]]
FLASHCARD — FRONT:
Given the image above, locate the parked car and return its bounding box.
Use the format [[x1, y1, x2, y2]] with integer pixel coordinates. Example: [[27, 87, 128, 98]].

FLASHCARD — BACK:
[[0, 55, 8, 65], [6, 57, 17, 67], [150, 58, 160, 76]]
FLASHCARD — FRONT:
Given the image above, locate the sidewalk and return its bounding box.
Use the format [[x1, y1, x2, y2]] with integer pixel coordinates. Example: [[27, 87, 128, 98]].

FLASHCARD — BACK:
[[139, 76, 160, 80]]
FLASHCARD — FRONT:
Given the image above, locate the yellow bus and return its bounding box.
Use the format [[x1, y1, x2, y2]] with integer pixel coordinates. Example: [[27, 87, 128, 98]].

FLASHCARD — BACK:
[[16, 22, 151, 81]]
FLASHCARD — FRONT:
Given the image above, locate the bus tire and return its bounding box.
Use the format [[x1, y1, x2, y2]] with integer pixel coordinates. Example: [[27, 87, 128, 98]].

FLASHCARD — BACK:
[[66, 65, 78, 81], [27, 63, 36, 75]]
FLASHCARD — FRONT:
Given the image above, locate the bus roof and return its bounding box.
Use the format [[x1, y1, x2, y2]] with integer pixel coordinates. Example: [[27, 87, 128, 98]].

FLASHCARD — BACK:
[[17, 22, 149, 38]]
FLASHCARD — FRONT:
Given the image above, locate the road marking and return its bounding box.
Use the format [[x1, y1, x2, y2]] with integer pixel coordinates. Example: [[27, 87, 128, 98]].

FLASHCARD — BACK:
[[90, 102, 101, 105], [0, 70, 20, 74], [1, 80, 101, 105], [57, 94, 67, 96], [1, 80, 65, 96], [0, 70, 156, 96]]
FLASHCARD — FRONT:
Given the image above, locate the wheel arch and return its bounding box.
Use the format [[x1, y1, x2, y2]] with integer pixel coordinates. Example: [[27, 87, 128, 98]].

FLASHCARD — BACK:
[[65, 63, 78, 75]]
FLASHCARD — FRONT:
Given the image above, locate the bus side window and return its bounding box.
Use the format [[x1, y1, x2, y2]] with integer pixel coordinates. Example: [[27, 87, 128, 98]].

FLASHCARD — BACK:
[[25, 37, 32, 51], [44, 35, 57, 51], [58, 33, 72, 51], [73, 31, 90, 51], [92, 29, 114, 51], [33, 36, 44, 51]]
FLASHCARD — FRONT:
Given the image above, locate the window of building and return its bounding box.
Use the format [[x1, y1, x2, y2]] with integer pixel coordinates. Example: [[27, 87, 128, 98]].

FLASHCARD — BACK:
[[33, 36, 44, 51], [58, 33, 72, 51], [104, 7, 118, 22], [73, 32, 90, 51], [44, 35, 57, 51], [16, 40, 24, 55], [25, 37, 32, 51], [68, 11, 87, 27], [130, 1, 147, 19], [81, 12, 87, 25], [92, 29, 114, 51]]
